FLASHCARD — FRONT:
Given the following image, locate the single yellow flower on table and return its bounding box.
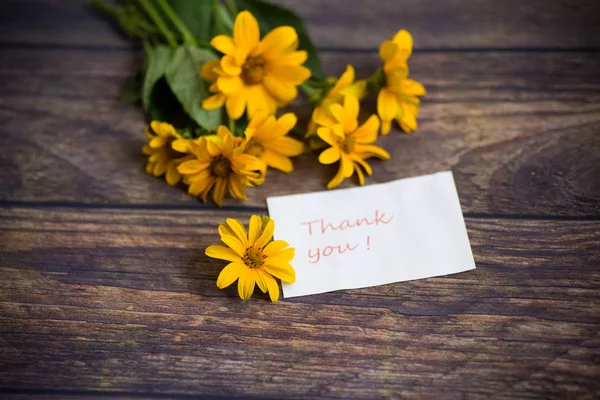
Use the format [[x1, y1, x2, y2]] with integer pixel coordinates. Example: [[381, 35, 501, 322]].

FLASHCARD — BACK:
[[307, 65, 366, 137], [177, 126, 263, 206], [142, 121, 192, 186], [244, 112, 304, 173], [316, 96, 390, 189], [377, 29, 426, 134], [206, 216, 296, 301], [201, 11, 311, 119]]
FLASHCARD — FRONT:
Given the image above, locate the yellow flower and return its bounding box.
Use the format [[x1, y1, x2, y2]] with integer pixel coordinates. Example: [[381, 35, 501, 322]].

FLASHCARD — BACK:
[[201, 11, 311, 120], [244, 112, 304, 173], [307, 65, 366, 137], [206, 216, 296, 301], [177, 126, 263, 206], [316, 96, 389, 189], [142, 121, 192, 186], [377, 29, 426, 135]]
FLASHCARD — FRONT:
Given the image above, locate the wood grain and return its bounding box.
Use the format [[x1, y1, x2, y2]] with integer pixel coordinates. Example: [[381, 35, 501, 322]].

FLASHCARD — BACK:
[[1, 48, 599, 215], [1, 206, 599, 398], [1, 0, 599, 50]]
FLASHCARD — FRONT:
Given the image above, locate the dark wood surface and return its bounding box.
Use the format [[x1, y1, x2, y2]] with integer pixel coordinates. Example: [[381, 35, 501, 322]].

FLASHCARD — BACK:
[[1, 0, 599, 398]]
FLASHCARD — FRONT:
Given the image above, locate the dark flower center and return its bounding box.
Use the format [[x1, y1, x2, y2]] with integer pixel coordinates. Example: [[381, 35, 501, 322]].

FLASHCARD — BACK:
[[242, 56, 266, 85], [211, 156, 231, 178], [243, 246, 266, 268]]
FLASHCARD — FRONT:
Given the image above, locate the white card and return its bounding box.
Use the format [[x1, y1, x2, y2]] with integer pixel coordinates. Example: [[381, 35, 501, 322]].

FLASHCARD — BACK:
[[266, 171, 476, 298]]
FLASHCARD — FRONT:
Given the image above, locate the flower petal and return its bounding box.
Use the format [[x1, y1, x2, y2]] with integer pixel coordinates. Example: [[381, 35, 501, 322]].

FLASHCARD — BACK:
[[262, 75, 297, 104], [212, 177, 228, 206], [216, 261, 246, 289], [255, 219, 274, 249], [340, 154, 354, 178], [237, 269, 256, 300], [327, 163, 345, 189], [377, 88, 399, 124], [248, 215, 262, 245], [254, 269, 268, 293], [226, 88, 247, 120], [353, 114, 380, 144], [354, 144, 391, 160], [266, 64, 311, 85], [318, 146, 341, 164], [211, 35, 237, 55], [263, 240, 290, 255], [233, 11, 260, 53], [217, 75, 243, 95], [264, 136, 304, 157], [262, 262, 296, 283], [178, 160, 209, 174], [220, 234, 246, 257], [260, 270, 280, 302], [258, 26, 298, 59], [165, 162, 180, 186], [226, 218, 249, 247], [267, 247, 295, 263], [261, 149, 293, 173], [221, 54, 242, 76], [201, 59, 221, 81], [206, 245, 241, 262]]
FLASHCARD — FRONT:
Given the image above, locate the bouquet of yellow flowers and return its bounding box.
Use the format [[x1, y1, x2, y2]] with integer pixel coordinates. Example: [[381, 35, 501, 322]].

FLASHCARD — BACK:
[[95, 0, 426, 207]]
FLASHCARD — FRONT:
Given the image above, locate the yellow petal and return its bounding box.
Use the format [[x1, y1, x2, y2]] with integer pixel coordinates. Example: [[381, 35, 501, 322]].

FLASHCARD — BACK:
[[329, 102, 357, 134], [226, 218, 249, 247], [340, 154, 354, 178], [211, 35, 237, 55], [262, 75, 297, 104], [267, 247, 295, 263], [379, 40, 398, 62], [355, 164, 365, 185], [318, 147, 341, 164], [355, 144, 391, 160], [165, 162, 181, 186], [178, 160, 208, 174], [201, 59, 220, 81], [263, 240, 290, 255], [216, 261, 246, 289], [312, 105, 338, 128], [340, 80, 367, 100], [212, 177, 227, 206], [153, 159, 167, 176], [245, 84, 275, 119], [273, 113, 297, 135], [261, 270, 280, 302], [233, 11, 260, 53], [248, 215, 262, 245], [149, 136, 167, 149], [316, 127, 337, 147], [343, 95, 359, 124], [352, 114, 380, 144], [227, 174, 247, 201], [254, 269, 268, 293], [266, 64, 311, 85], [217, 75, 243, 94], [226, 89, 247, 120], [326, 163, 345, 189], [392, 29, 413, 57], [262, 262, 296, 283], [264, 136, 304, 157], [171, 139, 190, 153], [330, 65, 354, 95], [258, 26, 298, 59], [350, 154, 373, 176], [380, 119, 392, 135], [221, 235, 246, 257], [262, 149, 293, 173], [255, 219, 274, 249], [202, 93, 225, 110], [401, 79, 426, 96], [270, 50, 307, 66], [237, 269, 256, 300], [206, 245, 241, 262], [377, 88, 399, 123], [221, 54, 242, 76], [399, 103, 418, 132], [142, 144, 153, 155]]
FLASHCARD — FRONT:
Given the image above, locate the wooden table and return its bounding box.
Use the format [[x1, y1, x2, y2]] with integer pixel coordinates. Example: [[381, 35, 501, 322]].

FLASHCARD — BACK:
[[1, 1, 599, 398]]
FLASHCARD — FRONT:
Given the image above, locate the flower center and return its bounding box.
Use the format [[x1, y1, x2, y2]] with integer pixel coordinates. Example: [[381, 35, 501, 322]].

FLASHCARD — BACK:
[[245, 139, 263, 157], [211, 156, 231, 178], [242, 246, 265, 268], [242, 56, 266, 85], [338, 136, 356, 153]]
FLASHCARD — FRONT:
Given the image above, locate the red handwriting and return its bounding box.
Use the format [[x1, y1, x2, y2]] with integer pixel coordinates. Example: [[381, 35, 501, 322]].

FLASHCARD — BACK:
[[308, 242, 359, 264], [302, 210, 393, 236]]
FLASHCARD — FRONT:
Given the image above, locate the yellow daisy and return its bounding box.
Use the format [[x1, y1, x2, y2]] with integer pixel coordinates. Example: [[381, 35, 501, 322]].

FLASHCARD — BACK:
[[177, 126, 263, 206], [307, 65, 366, 137], [206, 215, 296, 301], [316, 96, 390, 189], [142, 121, 192, 186], [244, 112, 304, 173], [201, 11, 311, 120], [377, 29, 426, 134]]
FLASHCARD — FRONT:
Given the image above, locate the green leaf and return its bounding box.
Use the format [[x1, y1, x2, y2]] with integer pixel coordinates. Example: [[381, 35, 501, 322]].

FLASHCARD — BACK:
[[167, 0, 212, 42], [120, 71, 143, 105], [234, 0, 325, 81], [165, 45, 221, 131], [142, 44, 173, 110]]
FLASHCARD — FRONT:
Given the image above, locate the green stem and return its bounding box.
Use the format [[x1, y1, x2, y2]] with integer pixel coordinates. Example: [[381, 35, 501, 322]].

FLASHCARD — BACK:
[[138, 0, 178, 48], [225, 0, 239, 16], [213, 0, 226, 34], [366, 67, 385, 93], [154, 0, 198, 46], [228, 118, 236, 135], [92, 0, 119, 17]]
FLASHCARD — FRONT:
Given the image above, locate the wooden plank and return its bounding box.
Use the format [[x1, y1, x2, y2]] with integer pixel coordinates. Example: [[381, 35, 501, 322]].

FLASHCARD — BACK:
[[0, 206, 599, 398], [1, 48, 599, 215], [1, 0, 599, 50]]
